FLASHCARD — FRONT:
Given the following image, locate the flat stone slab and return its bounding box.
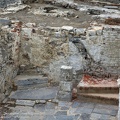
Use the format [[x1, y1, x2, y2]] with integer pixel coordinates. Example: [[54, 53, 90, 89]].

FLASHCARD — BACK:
[[15, 78, 48, 86], [9, 87, 58, 100], [16, 100, 35, 107], [14, 75, 48, 86], [0, 18, 11, 26]]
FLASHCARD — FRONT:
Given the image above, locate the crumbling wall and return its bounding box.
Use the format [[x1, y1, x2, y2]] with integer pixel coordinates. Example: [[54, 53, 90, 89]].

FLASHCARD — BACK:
[[19, 24, 119, 82], [81, 25, 120, 76], [0, 29, 19, 102]]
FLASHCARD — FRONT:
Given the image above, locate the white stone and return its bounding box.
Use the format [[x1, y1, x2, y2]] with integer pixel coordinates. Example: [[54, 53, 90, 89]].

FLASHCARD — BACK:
[[25, 23, 36, 28], [61, 65, 72, 70], [61, 26, 73, 31]]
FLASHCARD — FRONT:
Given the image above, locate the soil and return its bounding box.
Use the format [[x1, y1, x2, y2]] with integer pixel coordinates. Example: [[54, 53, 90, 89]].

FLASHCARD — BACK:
[[1, 3, 92, 28]]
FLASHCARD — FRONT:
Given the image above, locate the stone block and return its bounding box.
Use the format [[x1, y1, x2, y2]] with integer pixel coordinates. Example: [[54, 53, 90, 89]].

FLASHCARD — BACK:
[[60, 81, 72, 92], [60, 65, 73, 81], [75, 28, 86, 36], [35, 100, 46, 104], [87, 29, 96, 36], [57, 91, 72, 101], [16, 100, 35, 106], [61, 26, 73, 31]]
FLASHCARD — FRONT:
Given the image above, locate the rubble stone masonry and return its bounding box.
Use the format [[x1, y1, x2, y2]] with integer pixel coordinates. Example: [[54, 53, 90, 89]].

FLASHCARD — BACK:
[[0, 29, 19, 102]]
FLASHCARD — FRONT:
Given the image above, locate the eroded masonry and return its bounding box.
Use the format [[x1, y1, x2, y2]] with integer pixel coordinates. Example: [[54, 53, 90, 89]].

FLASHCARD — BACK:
[[0, 0, 120, 120]]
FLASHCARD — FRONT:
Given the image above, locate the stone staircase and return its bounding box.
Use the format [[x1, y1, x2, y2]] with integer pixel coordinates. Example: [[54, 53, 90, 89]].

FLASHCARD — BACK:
[[77, 74, 119, 105], [6, 69, 58, 106], [14, 75, 49, 90]]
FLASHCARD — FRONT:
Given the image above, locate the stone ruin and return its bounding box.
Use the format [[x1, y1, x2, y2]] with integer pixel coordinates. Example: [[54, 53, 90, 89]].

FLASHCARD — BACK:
[[0, 0, 119, 119]]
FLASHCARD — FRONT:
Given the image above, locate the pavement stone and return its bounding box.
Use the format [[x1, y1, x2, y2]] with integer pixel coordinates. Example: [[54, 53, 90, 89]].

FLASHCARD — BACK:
[[58, 101, 72, 107], [79, 102, 95, 109], [93, 108, 118, 116], [45, 102, 56, 109], [34, 104, 45, 112], [75, 107, 93, 114], [9, 87, 58, 100], [80, 113, 91, 120], [60, 106, 69, 110], [2, 100, 118, 120], [55, 111, 67, 116], [71, 101, 81, 108], [55, 115, 75, 120], [43, 115, 56, 120], [16, 100, 35, 107]]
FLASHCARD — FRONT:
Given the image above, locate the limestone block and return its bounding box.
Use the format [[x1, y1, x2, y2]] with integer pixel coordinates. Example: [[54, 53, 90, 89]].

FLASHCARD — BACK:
[[60, 65, 73, 81], [60, 81, 72, 92], [57, 91, 72, 101]]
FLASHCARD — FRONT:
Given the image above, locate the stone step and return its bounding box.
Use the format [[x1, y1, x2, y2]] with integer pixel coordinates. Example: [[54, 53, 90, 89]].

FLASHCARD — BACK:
[[14, 75, 49, 87], [78, 86, 119, 93], [78, 93, 119, 105], [77, 74, 119, 93], [9, 87, 58, 101], [17, 83, 50, 90]]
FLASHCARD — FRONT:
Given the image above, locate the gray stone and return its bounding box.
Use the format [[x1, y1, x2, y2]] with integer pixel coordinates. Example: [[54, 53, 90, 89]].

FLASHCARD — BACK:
[[75, 107, 93, 114], [34, 104, 45, 112], [57, 91, 72, 101], [93, 108, 117, 116], [60, 65, 73, 81], [43, 115, 56, 120], [9, 87, 58, 100], [60, 81, 72, 92], [56, 115, 74, 120], [45, 102, 56, 109], [0, 19, 11, 26], [80, 113, 91, 120], [58, 101, 72, 107], [35, 100, 46, 104], [4, 117, 19, 120], [71, 101, 81, 108], [16, 100, 35, 107], [15, 77, 48, 86], [55, 111, 67, 116], [75, 28, 86, 36]]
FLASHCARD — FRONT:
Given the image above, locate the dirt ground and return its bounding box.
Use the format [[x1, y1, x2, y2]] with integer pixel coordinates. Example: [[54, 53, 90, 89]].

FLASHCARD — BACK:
[[1, 3, 92, 28]]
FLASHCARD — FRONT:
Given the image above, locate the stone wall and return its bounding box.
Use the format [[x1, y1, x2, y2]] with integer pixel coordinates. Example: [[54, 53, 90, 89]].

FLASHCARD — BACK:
[[19, 24, 119, 82], [82, 25, 120, 76], [0, 28, 19, 102]]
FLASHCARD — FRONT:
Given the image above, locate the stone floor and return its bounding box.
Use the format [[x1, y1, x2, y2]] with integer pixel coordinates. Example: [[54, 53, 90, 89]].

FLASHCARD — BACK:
[[0, 100, 118, 120]]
